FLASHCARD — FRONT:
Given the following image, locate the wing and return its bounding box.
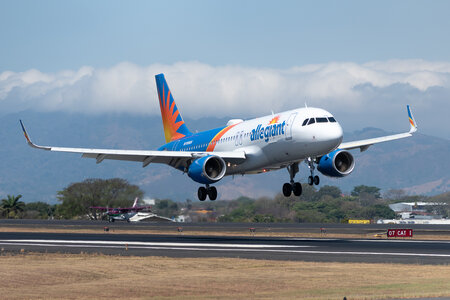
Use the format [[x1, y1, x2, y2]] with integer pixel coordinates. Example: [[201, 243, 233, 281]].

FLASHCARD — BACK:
[[133, 206, 152, 211], [119, 206, 151, 211], [339, 105, 417, 152], [90, 207, 108, 211], [20, 120, 246, 169]]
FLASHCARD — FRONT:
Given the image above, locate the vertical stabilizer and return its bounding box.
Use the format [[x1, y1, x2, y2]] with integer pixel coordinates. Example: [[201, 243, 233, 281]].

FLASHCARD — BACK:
[[155, 74, 192, 143]]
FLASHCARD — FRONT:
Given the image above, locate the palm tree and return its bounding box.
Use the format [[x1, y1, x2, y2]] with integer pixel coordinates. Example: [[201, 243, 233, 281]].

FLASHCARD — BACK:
[[1, 194, 25, 218]]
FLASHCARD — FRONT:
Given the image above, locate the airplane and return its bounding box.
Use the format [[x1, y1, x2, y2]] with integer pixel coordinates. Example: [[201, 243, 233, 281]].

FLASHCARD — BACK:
[[90, 197, 152, 222], [20, 73, 418, 201]]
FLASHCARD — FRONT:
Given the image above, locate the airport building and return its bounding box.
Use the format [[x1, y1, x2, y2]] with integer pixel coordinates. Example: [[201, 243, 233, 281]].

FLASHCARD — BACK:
[[378, 202, 450, 224], [389, 202, 447, 219]]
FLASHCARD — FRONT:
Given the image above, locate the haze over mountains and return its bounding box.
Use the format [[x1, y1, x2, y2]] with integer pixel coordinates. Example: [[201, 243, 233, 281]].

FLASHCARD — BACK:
[[1, 111, 448, 203]]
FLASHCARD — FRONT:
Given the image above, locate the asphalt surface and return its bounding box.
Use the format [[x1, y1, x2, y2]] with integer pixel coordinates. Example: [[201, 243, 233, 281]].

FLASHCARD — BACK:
[[2, 219, 450, 236], [1, 230, 450, 265]]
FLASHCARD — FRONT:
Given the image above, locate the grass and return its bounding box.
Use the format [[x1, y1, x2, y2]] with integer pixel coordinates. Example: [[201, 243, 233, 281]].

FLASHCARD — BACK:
[[0, 252, 449, 299]]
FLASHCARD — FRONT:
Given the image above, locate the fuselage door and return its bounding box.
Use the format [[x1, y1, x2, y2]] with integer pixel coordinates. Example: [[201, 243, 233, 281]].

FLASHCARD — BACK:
[[285, 112, 298, 140]]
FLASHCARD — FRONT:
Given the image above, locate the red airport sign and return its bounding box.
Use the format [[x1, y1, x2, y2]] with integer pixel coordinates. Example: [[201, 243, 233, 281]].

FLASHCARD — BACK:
[[387, 229, 413, 238]]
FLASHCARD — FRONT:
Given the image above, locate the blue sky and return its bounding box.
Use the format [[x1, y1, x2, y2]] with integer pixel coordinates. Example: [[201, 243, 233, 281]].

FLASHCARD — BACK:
[[1, 0, 449, 138], [2, 0, 450, 71]]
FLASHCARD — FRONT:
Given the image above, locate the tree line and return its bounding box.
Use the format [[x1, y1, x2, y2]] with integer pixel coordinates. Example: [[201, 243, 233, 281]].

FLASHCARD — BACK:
[[0, 178, 142, 220], [1, 178, 449, 222]]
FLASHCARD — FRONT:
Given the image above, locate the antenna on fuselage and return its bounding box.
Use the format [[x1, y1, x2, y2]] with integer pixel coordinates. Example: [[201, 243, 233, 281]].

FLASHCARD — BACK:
[[271, 110, 275, 117], [305, 101, 311, 119]]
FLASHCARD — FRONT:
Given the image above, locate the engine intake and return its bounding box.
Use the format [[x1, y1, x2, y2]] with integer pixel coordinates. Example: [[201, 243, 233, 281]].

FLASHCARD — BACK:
[[188, 155, 227, 184], [317, 149, 355, 177]]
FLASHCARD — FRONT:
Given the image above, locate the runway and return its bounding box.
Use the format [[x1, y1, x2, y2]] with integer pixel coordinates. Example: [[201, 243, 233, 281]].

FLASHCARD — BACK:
[[2, 219, 450, 236], [1, 232, 450, 265]]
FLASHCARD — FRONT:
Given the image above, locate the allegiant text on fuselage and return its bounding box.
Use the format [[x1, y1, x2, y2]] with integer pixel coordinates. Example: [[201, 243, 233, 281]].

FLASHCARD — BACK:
[[250, 121, 286, 142]]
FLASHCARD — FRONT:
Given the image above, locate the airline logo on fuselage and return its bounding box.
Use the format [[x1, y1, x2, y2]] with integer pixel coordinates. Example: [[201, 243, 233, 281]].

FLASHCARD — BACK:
[[250, 116, 286, 142]]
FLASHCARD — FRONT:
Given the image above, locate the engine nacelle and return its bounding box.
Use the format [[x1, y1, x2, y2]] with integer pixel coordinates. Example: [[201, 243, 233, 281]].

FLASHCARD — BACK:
[[317, 149, 355, 177], [187, 155, 227, 184]]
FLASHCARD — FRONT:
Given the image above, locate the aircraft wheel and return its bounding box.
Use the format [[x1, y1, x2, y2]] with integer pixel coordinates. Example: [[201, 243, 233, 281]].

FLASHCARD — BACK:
[[282, 183, 292, 197], [308, 176, 314, 186], [126, 219, 130, 223], [314, 175, 320, 185], [109, 218, 114, 223], [208, 186, 217, 201], [293, 182, 302, 196], [198, 187, 207, 201]]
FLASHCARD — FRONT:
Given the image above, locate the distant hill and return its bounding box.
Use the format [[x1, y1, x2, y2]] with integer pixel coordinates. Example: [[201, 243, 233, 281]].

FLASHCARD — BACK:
[[1, 111, 448, 203]]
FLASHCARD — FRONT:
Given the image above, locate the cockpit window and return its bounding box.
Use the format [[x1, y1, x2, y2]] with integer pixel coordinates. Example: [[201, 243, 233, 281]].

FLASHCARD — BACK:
[[307, 118, 315, 125], [302, 119, 309, 126], [316, 117, 328, 123], [328, 117, 336, 122]]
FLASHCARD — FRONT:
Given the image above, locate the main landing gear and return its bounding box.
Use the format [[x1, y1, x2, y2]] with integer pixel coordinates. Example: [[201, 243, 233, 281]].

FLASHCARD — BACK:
[[282, 163, 303, 197], [282, 159, 321, 197], [198, 184, 217, 201], [306, 157, 320, 186]]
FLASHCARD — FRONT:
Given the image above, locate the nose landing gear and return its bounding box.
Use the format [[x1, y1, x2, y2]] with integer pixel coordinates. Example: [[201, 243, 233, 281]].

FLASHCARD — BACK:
[[198, 185, 217, 201], [306, 157, 320, 186], [282, 163, 303, 197]]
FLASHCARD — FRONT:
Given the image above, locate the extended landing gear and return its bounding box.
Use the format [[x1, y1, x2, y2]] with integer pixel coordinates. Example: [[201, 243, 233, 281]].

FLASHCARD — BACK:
[[198, 185, 217, 201], [306, 157, 320, 186], [307, 175, 320, 186], [282, 163, 303, 197]]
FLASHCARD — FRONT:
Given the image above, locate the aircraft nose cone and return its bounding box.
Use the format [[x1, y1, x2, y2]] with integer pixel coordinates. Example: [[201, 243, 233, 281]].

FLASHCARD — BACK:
[[332, 122, 344, 146], [334, 123, 344, 145], [321, 123, 343, 148]]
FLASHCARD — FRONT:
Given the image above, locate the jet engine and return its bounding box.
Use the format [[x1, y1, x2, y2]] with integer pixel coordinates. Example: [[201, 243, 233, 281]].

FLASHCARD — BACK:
[[187, 155, 227, 184], [317, 149, 355, 177]]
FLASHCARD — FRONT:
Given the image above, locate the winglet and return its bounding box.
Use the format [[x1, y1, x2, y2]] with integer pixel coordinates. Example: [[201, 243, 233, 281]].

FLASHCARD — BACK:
[[407, 105, 417, 133], [19, 120, 51, 150], [20, 120, 32, 144]]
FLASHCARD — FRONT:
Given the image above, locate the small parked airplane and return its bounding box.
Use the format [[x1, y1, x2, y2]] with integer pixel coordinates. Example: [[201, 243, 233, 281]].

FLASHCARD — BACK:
[[20, 74, 417, 201], [90, 197, 152, 222]]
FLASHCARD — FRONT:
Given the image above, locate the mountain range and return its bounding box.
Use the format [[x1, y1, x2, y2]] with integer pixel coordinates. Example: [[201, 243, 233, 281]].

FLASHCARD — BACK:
[[1, 111, 448, 203]]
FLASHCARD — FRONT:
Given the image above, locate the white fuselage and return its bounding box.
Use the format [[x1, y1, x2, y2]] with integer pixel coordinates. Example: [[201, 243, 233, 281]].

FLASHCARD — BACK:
[[209, 107, 343, 175]]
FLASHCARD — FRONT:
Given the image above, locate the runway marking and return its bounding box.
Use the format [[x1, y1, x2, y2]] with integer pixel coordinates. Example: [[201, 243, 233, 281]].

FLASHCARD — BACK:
[[286, 238, 338, 241], [288, 238, 450, 244], [0, 239, 309, 249], [287, 238, 450, 244], [353, 239, 450, 244], [1, 241, 450, 258]]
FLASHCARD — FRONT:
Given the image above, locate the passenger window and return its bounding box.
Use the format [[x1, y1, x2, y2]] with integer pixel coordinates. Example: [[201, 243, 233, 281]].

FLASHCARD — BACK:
[[307, 118, 315, 125], [302, 119, 309, 126], [328, 117, 336, 122], [316, 117, 328, 123]]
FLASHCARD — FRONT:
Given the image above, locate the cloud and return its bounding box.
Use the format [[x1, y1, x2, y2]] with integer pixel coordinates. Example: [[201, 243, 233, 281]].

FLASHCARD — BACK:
[[1, 60, 449, 138]]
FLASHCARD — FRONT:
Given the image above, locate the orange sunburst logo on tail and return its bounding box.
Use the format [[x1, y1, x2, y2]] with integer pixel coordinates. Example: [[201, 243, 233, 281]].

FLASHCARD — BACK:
[[156, 74, 192, 143], [159, 87, 185, 142]]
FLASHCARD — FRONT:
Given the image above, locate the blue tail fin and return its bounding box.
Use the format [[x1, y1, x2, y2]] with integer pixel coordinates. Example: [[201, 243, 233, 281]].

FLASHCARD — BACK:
[[155, 74, 192, 143]]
